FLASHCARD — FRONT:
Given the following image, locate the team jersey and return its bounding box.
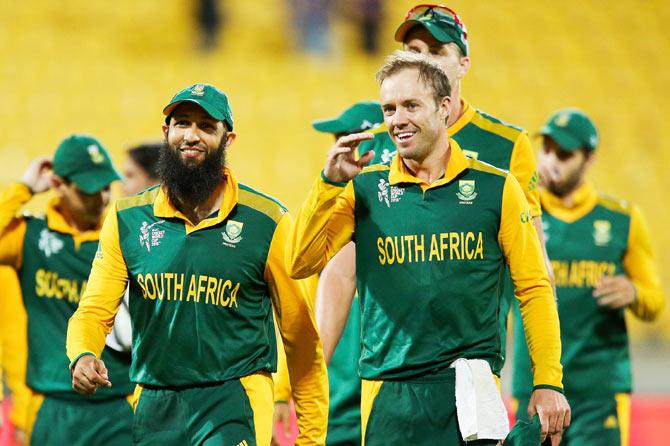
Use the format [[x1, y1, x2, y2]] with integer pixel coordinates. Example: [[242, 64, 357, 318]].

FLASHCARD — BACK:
[[287, 139, 562, 389], [512, 183, 664, 398], [66, 168, 328, 445], [0, 183, 133, 399]]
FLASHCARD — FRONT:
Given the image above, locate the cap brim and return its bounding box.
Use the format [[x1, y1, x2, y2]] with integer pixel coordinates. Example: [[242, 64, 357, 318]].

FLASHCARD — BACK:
[[394, 19, 452, 44], [539, 126, 583, 152], [312, 118, 350, 134], [70, 168, 121, 194], [163, 99, 229, 125]]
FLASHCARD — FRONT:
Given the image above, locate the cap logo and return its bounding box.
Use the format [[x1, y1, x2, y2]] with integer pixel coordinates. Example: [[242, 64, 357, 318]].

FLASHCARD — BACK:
[[360, 119, 373, 130], [419, 13, 433, 21], [190, 84, 206, 97], [555, 113, 570, 127], [589, 135, 598, 147], [87, 144, 105, 164]]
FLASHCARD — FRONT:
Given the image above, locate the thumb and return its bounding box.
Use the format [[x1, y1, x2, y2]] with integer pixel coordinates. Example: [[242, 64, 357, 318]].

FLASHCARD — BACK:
[[357, 150, 375, 167]]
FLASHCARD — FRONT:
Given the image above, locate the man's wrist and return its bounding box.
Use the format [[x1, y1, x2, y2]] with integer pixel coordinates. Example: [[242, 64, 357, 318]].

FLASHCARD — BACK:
[[320, 170, 347, 187], [69, 352, 95, 370], [532, 384, 564, 394]]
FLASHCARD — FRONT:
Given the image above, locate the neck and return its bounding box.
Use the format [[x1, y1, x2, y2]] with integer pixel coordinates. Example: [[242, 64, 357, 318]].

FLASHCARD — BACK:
[[58, 206, 98, 232], [175, 181, 225, 225], [403, 134, 451, 184], [446, 81, 463, 127], [554, 178, 587, 208]]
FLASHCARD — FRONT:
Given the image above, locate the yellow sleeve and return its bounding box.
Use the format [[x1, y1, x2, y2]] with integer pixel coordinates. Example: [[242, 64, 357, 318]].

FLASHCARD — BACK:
[[273, 316, 292, 403], [499, 174, 563, 390], [287, 174, 356, 279], [266, 212, 328, 446], [0, 183, 32, 269], [623, 205, 665, 321], [509, 131, 541, 217], [0, 267, 32, 429], [66, 204, 128, 366]]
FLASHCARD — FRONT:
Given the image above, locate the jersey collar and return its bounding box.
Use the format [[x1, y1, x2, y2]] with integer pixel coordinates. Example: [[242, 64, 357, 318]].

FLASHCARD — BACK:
[[153, 167, 239, 234], [540, 181, 598, 223], [388, 138, 470, 190], [448, 98, 476, 136], [46, 198, 102, 248]]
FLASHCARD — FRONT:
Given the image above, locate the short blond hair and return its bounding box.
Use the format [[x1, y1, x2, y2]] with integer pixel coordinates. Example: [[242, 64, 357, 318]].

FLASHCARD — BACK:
[[376, 51, 452, 105]]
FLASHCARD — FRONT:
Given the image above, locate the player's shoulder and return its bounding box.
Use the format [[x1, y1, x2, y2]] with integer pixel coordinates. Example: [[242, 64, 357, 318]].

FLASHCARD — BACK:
[[237, 183, 287, 224], [469, 107, 526, 143], [596, 192, 632, 217], [466, 157, 509, 179], [117, 185, 161, 212], [360, 161, 391, 175]]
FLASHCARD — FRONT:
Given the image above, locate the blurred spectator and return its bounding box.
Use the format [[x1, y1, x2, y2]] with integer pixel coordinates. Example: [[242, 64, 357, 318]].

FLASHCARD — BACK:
[[288, 0, 331, 55], [197, 0, 224, 51]]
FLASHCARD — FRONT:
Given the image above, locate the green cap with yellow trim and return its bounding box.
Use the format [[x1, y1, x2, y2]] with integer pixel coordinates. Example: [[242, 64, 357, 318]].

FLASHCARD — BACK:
[[163, 83, 234, 130], [312, 101, 384, 135], [52, 135, 121, 194], [394, 5, 469, 56], [539, 108, 598, 152]]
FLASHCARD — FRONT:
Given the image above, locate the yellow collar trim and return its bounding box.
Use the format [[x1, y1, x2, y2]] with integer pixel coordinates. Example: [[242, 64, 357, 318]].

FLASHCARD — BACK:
[[388, 139, 470, 190], [448, 99, 476, 136], [153, 168, 239, 234], [541, 181, 598, 223], [46, 198, 102, 247]]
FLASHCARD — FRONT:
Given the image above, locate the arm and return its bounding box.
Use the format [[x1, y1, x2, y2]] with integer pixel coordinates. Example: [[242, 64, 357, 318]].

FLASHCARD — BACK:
[[0, 184, 31, 269], [316, 241, 357, 365], [266, 212, 328, 446], [287, 132, 373, 279], [498, 175, 569, 444], [509, 131, 541, 217], [66, 205, 129, 393], [0, 267, 32, 432], [533, 216, 556, 292], [594, 205, 664, 320]]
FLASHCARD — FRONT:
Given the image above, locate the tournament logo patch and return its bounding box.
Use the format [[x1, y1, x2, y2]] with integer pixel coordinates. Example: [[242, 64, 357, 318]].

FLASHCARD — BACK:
[[222, 220, 244, 246], [139, 220, 166, 252], [87, 144, 105, 164], [190, 84, 206, 96], [377, 178, 403, 207], [593, 220, 612, 246], [457, 180, 477, 203], [38, 228, 64, 257]]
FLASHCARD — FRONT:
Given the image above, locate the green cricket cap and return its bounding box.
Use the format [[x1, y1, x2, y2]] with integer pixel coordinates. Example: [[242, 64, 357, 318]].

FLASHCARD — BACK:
[[52, 135, 121, 194], [505, 414, 542, 446], [163, 83, 234, 131], [395, 5, 469, 56], [539, 108, 598, 152], [312, 101, 384, 134]]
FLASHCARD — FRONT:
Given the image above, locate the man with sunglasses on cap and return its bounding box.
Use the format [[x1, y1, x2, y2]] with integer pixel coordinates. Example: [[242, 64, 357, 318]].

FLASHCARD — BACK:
[[67, 83, 328, 446], [511, 109, 664, 446], [0, 135, 134, 445], [287, 51, 568, 445]]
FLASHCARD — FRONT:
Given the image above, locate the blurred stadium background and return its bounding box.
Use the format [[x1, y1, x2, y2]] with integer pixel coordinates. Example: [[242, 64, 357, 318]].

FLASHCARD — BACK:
[[0, 0, 668, 443]]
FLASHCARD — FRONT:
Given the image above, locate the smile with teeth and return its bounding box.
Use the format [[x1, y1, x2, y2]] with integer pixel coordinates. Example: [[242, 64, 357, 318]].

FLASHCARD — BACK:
[[395, 131, 416, 142], [180, 147, 205, 157]]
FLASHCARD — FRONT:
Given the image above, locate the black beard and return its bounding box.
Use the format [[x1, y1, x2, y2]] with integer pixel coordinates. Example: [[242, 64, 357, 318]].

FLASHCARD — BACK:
[[157, 138, 226, 209], [547, 162, 586, 198]]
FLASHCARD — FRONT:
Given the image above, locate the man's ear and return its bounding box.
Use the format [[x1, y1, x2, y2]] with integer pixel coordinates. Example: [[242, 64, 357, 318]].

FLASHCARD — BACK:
[[224, 132, 237, 148], [439, 95, 452, 122], [456, 56, 471, 79], [50, 175, 63, 189], [162, 124, 169, 139]]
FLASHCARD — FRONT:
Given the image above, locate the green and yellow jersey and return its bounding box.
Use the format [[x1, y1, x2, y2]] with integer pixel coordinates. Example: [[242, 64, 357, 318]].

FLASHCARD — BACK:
[[66, 169, 328, 445], [0, 183, 133, 400], [287, 140, 562, 388], [512, 183, 664, 399]]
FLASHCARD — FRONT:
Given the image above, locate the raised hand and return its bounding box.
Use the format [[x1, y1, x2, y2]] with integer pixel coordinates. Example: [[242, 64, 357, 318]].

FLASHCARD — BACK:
[[20, 157, 53, 193], [323, 132, 375, 184]]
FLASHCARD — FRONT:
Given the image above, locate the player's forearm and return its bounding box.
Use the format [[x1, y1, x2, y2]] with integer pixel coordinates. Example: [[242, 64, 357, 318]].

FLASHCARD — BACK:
[[287, 174, 353, 279], [316, 244, 357, 365], [0, 183, 31, 234], [629, 282, 665, 321]]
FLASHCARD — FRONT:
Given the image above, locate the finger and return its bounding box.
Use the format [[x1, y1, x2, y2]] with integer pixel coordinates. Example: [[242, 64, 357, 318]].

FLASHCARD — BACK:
[[596, 292, 625, 308], [337, 132, 374, 147], [356, 150, 375, 168], [527, 398, 537, 418], [330, 145, 356, 157], [538, 410, 549, 441], [551, 432, 563, 446], [593, 280, 619, 297], [95, 360, 109, 380], [547, 411, 559, 437], [87, 368, 111, 387], [283, 415, 290, 435], [564, 405, 571, 428]]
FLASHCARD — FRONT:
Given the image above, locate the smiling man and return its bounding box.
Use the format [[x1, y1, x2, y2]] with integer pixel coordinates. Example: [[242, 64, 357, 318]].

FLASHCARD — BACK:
[[0, 135, 133, 445], [67, 83, 328, 446], [287, 52, 568, 446]]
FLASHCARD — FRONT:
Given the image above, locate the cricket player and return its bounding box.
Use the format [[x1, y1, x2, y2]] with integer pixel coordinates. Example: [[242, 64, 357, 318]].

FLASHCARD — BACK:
[[287, 52, 569, 445], [0, 135, 133, 445], [67, 83, 328, 446], [511, 109, 665, 446]]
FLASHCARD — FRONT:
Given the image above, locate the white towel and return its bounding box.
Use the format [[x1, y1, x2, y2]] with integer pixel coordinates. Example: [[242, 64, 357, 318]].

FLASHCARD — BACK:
[[449, 358, 510, 441]]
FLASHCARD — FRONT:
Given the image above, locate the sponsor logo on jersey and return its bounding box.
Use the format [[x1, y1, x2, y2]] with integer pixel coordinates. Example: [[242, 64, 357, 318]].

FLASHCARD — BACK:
[[38, 228, 64, 257], [222, 220, 244, 247], [139, 220, 166, 252]]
